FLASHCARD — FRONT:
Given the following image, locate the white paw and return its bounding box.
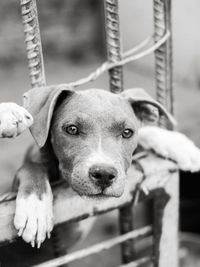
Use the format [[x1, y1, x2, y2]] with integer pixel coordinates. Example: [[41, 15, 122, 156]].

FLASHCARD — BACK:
[[139, 126, 200, 172], [0, 103, 33, 138], [14, 192, 53, 248]]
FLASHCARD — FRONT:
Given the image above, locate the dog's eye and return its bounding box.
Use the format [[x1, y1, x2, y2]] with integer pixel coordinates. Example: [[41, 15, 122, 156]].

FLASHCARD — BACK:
[[122, 129, 134, 139], [64, 125, 79, 135]]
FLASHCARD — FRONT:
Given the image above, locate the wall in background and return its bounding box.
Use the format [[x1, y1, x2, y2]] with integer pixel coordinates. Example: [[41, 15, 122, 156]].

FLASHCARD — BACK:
[[120, 0, 200, 86], [0, 0, 104, 65], [0, 0, 200, 86]]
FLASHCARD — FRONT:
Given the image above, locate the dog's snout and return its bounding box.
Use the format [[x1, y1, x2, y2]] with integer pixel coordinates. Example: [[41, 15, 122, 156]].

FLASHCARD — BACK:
[[89, 164, 117, 188]]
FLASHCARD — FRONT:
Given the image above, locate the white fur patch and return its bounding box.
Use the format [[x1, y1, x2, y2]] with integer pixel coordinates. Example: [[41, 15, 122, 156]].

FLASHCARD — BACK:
[[85, 150, 114, 168], [139, 126, 200, 172], [84, 135, 116, 168], [14, 190, 53, 248], [0, 103, 33, 138]]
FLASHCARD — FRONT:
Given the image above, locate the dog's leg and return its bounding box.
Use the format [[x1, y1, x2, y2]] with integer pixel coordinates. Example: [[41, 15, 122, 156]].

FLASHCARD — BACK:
[[138, 126, 200, 172], [13, 162, 54, 248], [0, 103, 33, 138]]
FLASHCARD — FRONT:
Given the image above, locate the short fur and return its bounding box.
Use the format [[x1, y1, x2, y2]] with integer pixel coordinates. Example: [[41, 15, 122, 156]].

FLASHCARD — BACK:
[[13, 86, 174, 247]]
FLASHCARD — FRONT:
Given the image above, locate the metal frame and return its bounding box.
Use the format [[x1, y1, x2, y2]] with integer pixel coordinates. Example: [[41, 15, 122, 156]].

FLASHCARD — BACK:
[[17, 0, 179, 266]]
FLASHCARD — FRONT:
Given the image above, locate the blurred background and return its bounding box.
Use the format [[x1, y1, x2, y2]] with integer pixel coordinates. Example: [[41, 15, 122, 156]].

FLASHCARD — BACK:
[[0, 0, 200, 266]]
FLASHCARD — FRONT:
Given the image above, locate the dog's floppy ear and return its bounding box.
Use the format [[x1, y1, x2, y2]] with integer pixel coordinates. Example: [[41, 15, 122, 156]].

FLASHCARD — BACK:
[[23, 85, 74, 147], [121, 88, 176, 125]]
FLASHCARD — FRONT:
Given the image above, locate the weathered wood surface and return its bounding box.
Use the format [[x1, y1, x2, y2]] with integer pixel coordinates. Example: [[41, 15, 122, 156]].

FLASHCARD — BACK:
[[153, 167, 179, 267], [138, 154, 179, 267], [0, 154, 177, 245]]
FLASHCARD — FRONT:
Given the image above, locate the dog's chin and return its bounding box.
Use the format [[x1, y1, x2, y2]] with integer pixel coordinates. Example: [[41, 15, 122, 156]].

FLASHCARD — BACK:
[[84, 194, 111, 201], [72, 188, 124, 201], [80, 193, 122, 205], [71, 181, 125, 200]]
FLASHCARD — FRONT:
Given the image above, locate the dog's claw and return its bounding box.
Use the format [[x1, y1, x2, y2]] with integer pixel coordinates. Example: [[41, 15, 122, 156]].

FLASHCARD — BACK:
[[31, 240, 35, 248], [47, 231, 51, 239], [37, 241, 41, 249], [140, 184, 149, 195], [17, 228, 24, 237]]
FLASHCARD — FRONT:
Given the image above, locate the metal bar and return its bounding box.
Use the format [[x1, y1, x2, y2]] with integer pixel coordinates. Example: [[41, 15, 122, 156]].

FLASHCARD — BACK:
[[20, 0, 46, 88], [104, 0, 123, 93], [119, 205, 135, 263], [153, 0, 174, 115], [32, 226, 152, 267], [153, 2, 178, 267], [119, 256, 153, 267], [104, 0, 134, 263]]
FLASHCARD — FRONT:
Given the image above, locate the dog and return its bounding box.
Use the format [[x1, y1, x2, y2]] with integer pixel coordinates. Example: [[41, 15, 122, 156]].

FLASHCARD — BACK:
[[13, 86, 175, 248], [0, 102, 33, 138]]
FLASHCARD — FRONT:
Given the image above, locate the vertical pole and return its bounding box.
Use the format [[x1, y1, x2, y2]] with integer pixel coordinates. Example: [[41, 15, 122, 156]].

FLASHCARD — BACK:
[[104, 0, 133, 264], [118, 204, 135, 263], [153, 0, 174, 115], [20, 0, 46, 88], [153, 172, 179, 267], [153, 1, 178, 267], [104, 0, 123, 93]]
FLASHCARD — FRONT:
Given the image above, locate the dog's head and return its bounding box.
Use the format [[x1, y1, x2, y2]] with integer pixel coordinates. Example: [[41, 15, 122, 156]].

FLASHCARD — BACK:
[[24, 86, 175, 198]]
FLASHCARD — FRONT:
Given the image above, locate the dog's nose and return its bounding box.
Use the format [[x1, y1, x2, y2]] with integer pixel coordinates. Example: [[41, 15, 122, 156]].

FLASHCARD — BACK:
[[89, 164, 117, 188]]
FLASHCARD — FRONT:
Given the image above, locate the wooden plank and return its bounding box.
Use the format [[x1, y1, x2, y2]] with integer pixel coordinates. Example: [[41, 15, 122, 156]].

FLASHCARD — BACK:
[[0, 154, 177, 245], [119, 256, 153, 267], [153, 169, 179, 267]]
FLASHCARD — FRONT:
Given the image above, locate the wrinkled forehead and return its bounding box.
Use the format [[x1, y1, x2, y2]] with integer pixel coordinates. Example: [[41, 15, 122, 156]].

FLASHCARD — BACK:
[[54, 89, 138, 126]]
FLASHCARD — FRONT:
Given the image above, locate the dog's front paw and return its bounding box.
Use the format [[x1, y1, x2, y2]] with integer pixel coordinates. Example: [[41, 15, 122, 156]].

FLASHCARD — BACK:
[[139, 126, 200, 172], [14, 192, 54, 248], [0, 103, 33, 138]]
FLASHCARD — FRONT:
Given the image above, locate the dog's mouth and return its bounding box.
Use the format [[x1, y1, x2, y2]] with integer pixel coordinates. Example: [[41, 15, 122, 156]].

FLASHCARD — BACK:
[[82, 187, 123, 200], [82, 192, 114, 203], [71, 172, 125, 199], [89, 192, 111, 199]]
